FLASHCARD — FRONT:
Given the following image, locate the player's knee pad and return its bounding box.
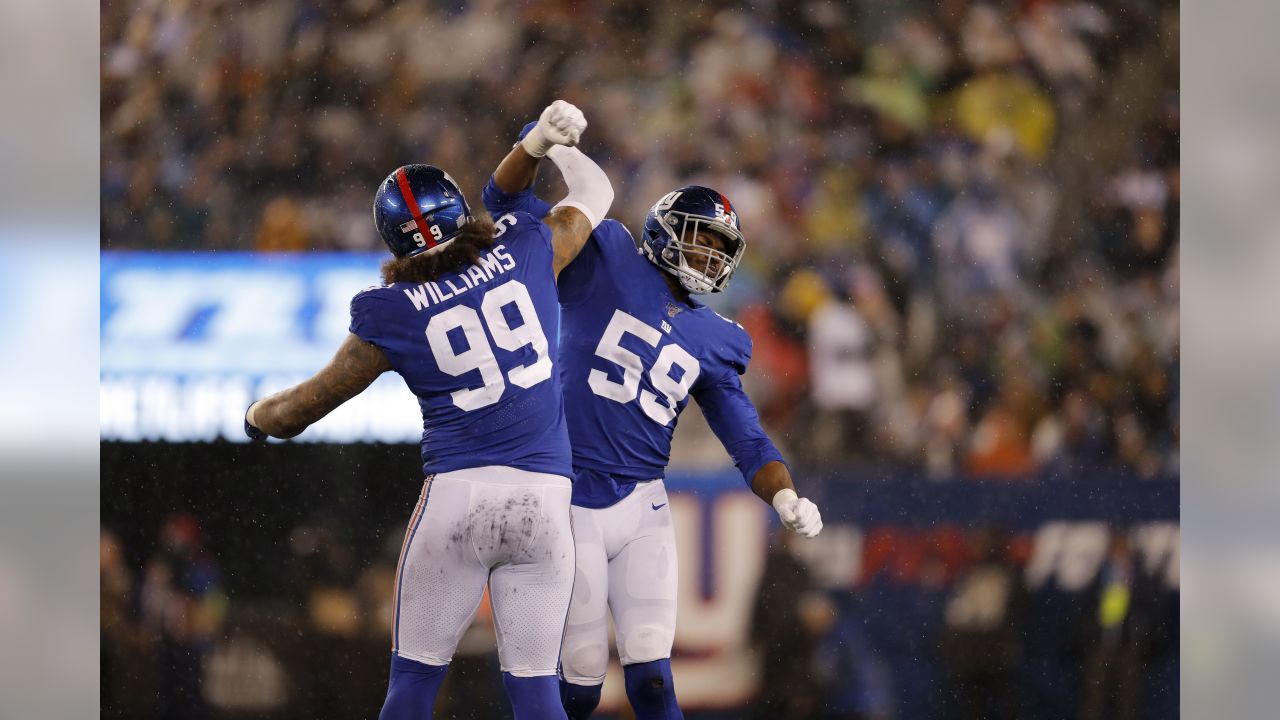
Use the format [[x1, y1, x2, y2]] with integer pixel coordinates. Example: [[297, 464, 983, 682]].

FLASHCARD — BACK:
[[616, 624, 675, 667], [559, 639, 609, 684], [622, 659, 682, 720], [559, 679, 602, 720], [379, 654, 448, 720]]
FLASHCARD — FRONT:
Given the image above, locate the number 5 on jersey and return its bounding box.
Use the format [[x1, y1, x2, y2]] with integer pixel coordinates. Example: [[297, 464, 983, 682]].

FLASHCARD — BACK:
[[425, 279, 552, 411], [588, 310, 700, 425]]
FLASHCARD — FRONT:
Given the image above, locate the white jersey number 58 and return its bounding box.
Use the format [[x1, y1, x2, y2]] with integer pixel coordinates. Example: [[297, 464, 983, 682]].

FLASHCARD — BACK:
[[588, 309, 700, 425]]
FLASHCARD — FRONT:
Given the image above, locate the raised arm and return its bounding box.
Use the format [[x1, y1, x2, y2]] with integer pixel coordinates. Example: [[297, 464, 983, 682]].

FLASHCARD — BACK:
[[491, 128, 543, 195], [544, 204, 596, 277], [245, 333, 391, 439], [488, 100, 614, 277], [543, 145, 612, 275]]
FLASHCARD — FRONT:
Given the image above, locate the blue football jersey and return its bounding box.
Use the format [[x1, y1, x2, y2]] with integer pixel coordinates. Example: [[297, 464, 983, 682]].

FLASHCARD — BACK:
[[349, 211, 572, 479], [483, 181, 783, 508]]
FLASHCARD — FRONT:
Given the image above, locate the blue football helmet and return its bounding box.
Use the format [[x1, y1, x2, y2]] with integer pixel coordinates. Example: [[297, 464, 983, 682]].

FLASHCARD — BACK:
[[373, 164, 473, 257], [641, 185, 746, 294]]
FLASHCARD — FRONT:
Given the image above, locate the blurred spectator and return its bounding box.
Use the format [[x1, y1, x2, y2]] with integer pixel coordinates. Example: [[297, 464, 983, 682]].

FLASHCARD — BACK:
[[805, 272, 875, 463], [101, 527, 141, 719], [751, 532, 834, 720], [812, 600, 894, 720], [966, 373, 1040, 478], [861, 159, 944, 302], [1074, 534, 1175, 720], [932, 179, 1030, 310], [738, 280, 811, 431], [141, 513, 226, 720], [287, 517, 358, 624], [937, 527, 1024, 720], [255, 197, 311, 252], [1034, 387, 1111, 473], [287, 518, 368, 718], [921, 367, 973, 478]]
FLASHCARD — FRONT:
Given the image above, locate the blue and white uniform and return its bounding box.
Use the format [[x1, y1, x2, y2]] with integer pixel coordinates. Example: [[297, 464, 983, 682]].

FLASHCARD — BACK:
[[482, 181, 783, 689], [352, 211, 575, 679]]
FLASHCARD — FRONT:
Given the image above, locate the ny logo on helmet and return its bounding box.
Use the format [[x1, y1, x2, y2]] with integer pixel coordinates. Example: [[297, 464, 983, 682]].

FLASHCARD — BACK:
[[655, 190, 683, 213]]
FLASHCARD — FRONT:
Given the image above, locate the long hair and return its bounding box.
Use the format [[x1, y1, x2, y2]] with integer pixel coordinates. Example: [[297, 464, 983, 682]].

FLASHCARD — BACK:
[[380, 215, 497, 285]]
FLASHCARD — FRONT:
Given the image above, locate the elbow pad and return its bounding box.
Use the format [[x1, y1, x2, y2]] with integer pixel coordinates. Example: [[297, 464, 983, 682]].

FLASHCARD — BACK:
[[547, 145, 614, 229]]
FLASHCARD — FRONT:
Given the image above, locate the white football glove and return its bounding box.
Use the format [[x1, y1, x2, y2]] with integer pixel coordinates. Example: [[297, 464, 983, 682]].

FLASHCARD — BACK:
[[772, 488, 823, 538], [520, 99, 587, 158]]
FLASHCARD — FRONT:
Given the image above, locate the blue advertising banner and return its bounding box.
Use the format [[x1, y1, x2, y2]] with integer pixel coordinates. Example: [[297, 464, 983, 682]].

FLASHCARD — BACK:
[[101, 252, 423, 442]]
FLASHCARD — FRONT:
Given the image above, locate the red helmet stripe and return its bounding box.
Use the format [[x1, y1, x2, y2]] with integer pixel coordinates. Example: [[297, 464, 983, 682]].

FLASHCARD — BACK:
[[395, 168, 438, 249], [718, 192, 733, 219]]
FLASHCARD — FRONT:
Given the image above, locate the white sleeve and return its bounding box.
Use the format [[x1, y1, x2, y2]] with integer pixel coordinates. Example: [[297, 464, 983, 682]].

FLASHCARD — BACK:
[[546, 145, 615, 229]]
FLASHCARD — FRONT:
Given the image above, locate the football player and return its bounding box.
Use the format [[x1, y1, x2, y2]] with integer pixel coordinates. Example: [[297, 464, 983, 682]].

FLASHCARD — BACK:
[[244, 100, 614, 720], [483, 123, 824, 719]]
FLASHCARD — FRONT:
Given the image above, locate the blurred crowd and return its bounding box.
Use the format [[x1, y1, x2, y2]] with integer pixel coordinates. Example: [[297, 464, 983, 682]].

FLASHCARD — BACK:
[[103, 513, 1177, 720], [102, 513, 506, 719], [101, 0, 1179, 478], [102, 518, 226, 719], [753, 526, 1177, 720]]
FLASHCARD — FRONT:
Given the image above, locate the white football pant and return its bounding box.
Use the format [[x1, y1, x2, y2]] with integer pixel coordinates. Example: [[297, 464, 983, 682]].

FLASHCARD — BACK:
[[391, 466, 575, 677], [560, 479, 678, 686]]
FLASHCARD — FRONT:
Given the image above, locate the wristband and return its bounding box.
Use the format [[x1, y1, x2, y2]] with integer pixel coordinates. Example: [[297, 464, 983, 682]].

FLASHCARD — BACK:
[[520, 126, 553, 158], [244, 401, 269, 442], [771, 488, 798, 512]]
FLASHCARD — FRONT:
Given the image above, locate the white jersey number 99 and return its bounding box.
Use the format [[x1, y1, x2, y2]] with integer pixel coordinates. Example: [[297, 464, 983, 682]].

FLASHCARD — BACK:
[[425, 279, 552, 411]]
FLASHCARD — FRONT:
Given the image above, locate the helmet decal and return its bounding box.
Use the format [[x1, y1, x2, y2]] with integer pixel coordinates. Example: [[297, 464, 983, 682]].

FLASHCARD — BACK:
[[394, 167, 431, 238], [712, 194, 739, 229], [655, 190, 683, 213]]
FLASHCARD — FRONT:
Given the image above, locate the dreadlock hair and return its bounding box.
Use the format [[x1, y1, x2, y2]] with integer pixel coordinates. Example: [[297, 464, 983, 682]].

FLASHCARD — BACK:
[[380, 215, 497, 285]]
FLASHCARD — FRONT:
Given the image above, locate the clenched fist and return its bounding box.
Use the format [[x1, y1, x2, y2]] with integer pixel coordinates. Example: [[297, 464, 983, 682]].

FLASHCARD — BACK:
[[772, 488, 823, 538], [520, 99, 587, 158]]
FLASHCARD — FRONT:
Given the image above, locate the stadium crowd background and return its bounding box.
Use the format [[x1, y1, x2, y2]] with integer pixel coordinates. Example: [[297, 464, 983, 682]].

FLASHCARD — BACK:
[[102, 0, 1178, 480], [101, 0, 1179, 718]]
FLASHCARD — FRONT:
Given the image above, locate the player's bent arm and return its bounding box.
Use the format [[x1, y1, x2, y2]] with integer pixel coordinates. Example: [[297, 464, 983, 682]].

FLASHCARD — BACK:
[[544, 205, 595, 277], [541, 145, 613, 276], [492, 144, 612, 275], [545, 144, 613, 230], [247, 333, 391, 439], [492, 142, 541, 195]]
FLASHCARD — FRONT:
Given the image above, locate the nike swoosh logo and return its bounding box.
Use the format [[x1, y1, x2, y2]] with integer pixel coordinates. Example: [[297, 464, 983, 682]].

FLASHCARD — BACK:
[[651, 503, 667, 511]]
